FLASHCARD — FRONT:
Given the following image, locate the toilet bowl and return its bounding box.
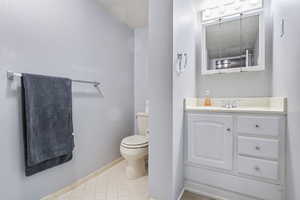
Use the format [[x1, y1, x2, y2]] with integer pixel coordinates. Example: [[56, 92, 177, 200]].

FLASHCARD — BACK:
[[120, 135, 148, 179], [120, 112, 149, 179]]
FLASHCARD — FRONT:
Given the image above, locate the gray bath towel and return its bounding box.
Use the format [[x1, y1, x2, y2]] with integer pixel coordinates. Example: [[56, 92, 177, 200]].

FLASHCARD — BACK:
[[21, 73, 74, 176]]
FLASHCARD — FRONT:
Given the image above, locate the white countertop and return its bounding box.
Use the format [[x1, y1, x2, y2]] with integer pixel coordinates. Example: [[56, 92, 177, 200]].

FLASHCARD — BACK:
[[185, 97, 287, 115]]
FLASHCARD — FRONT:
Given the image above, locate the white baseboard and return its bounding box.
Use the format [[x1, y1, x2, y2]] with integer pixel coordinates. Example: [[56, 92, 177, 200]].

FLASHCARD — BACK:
[[150, 187, 184, 200], [177, 187, 185, 200], [184, 180, 258, 200]]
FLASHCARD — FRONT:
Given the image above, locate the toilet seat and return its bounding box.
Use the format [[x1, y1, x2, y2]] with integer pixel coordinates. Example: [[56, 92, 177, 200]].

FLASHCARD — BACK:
[[121, 135, 148, 149]]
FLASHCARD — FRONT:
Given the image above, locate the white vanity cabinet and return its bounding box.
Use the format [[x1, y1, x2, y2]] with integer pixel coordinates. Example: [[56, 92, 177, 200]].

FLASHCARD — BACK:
[[187, 114, 233, 170], [185, 112, 286, 200]]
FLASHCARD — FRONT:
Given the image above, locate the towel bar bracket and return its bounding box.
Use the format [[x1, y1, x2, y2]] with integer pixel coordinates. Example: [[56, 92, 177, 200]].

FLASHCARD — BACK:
[[7, 71, 21, 80]]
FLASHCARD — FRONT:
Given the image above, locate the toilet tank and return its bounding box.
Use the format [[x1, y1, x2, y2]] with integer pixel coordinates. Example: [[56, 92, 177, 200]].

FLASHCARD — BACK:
[[136, 112, 149, 136]]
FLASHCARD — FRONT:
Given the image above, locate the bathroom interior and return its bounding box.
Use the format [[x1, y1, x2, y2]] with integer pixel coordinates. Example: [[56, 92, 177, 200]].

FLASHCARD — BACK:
[[0, 0, 299, 200]]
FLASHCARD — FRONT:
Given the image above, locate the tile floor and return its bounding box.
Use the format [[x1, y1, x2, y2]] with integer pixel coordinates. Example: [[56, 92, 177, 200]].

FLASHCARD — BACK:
[[47, 160, 214, 200]]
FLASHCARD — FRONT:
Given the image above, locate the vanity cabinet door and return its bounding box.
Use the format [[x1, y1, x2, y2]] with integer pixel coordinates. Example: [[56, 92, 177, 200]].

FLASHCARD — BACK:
[[187, 114, 233, 170]]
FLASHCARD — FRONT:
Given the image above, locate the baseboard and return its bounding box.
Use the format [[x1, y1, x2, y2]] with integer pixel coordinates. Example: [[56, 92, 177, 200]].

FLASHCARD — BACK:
[[177, 187, 185, 200], [184, 180, 259, 200], [41, 157, 124, 200], [150, 187, 184, 200]]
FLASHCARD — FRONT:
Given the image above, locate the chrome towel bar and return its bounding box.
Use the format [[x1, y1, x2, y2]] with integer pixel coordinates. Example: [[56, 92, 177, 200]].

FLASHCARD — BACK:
[[7, 71, 104, 96]]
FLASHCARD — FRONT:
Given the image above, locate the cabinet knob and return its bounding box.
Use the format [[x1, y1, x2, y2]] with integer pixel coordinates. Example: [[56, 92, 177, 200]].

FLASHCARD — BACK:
[[255, 124, 260, 128], [255, 146, 261, 151], [254, 166, 260, 171], [226, 128, 231, 132]]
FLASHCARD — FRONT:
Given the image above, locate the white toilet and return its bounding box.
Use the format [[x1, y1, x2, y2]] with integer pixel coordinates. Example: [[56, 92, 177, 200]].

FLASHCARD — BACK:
[[120, 112, 149, 179]]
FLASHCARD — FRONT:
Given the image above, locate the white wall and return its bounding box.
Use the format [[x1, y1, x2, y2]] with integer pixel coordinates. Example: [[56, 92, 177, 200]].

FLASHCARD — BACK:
[[134, 27, 148, 131], [172, 0, 196, 199], [272, 0, 300, 199], [195, 0, 273, 98], [149, 0, 196, 199], [148, 0, 173, 199], [0, 0, 134, 199]]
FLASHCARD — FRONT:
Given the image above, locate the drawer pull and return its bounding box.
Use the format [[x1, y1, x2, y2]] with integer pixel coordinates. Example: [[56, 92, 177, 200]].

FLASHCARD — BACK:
[[254, 166, 260, 171], [255, 146, 261, 151]]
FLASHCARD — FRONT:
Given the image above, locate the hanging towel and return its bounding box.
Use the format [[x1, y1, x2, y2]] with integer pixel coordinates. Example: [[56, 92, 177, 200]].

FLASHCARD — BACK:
[[21, 73, 74, 176]]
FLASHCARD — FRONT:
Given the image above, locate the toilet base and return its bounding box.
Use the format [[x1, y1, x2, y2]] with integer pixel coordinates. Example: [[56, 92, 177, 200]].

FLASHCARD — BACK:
[[126, 158, 146, 179]]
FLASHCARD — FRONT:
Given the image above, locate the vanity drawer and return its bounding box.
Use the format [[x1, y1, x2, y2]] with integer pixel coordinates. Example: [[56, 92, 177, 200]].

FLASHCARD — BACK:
[[238, 136, 279, 160], [236, 116, 281, 136], [238, 156, 279, 180]]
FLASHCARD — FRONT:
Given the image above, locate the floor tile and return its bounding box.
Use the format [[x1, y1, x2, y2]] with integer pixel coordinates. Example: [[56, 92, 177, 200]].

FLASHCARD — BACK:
[[50, 160, 149, 200], [46, 160, 215, 200]]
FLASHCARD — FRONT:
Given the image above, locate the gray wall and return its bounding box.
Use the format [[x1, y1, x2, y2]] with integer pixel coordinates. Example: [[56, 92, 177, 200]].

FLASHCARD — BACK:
[[0, 0, 134, 199], [134, 27, 148, 132], [148, 0, 173, 199], [172, 0, 196, 199], [272, 0, 300, 199], [196, 0, 273, 98]]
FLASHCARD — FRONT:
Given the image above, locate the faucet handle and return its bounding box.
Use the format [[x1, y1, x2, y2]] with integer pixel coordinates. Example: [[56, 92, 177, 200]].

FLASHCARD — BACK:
[[231, 100, 239, 108]]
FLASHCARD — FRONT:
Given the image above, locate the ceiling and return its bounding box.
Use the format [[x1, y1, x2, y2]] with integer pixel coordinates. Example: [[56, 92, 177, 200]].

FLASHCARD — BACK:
[[97, 0, 148, 28]]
